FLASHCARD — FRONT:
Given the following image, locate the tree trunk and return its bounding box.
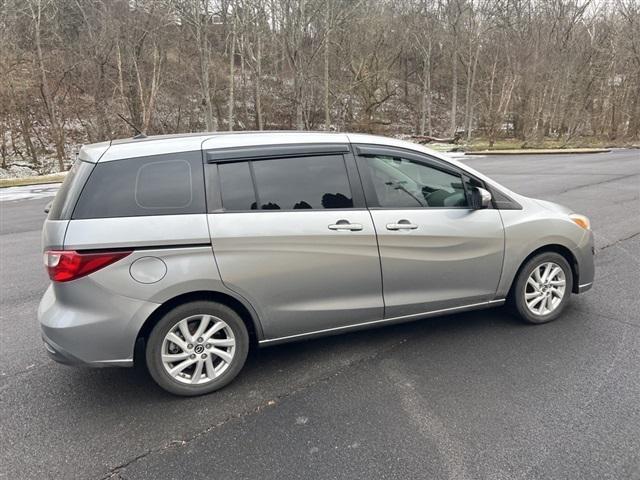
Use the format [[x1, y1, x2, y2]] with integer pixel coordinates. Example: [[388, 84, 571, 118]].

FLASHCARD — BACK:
[[450, 41, 458, 137], [255, 32, 263, 130], [197, 1, 216, 131], [10, 119, 25, 162], [95, 63, 110, 140], [610, 101, 617, 140], [487, 58, 497, 147], [0, 123, 6, 169], [403, 53, 409, 100], [32, 0, 65, 171], [324, 0, 332, 129], [628, 70, 640, 138], [419, 39, 433, 136], [20, 114, 39, 167], [139, 44, 162, 133], [228, 10, 236, 131], [324, 29, 330, 130], [463, 39, 473, 140], [240, 32, 249, 128], [295, 68, 304, 130], [466, 43, 480, 141]]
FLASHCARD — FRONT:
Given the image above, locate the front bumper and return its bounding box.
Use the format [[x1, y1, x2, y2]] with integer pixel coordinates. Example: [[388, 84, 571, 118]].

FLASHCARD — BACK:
[[574, 230, 595, 294], [577, 281, 594, 293]]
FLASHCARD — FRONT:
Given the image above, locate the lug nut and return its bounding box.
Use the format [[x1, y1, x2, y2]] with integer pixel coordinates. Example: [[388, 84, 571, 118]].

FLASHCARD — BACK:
[[187, 344, 193, 349], [197, 337, 203, 343], [201, 353, 207, 359], [190, 354, 196, 359], [205, 344, 211, 349]]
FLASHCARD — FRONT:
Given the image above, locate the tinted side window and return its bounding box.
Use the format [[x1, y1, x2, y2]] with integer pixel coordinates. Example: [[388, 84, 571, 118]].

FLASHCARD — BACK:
[[219, 162, 257, 210], [251, 155, 353, 210], [217, 155, 354, 211], [364, 156, 468, 208], [72, 152, 205, 219], [48, 159, 94, 220]]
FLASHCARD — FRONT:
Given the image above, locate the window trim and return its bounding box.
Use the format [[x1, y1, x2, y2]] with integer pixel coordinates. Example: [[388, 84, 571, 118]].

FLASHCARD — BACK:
[[207, 151, 365, 213], [206, 143, 350, 163], [354, 144, 473, 210]]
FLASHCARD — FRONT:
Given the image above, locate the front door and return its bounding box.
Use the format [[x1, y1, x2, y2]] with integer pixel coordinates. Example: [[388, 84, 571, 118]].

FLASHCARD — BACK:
[[207, 151, 383, 340], [356, 147, 505, 318]]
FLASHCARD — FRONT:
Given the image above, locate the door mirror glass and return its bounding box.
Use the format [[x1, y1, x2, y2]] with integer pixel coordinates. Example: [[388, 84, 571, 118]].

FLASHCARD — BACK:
[[470, 187, 492, 209]]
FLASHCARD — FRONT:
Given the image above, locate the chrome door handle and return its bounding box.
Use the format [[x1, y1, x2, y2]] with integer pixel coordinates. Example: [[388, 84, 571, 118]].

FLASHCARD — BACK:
[[328, 220, 363, 231], [386, 220, 418, 231]]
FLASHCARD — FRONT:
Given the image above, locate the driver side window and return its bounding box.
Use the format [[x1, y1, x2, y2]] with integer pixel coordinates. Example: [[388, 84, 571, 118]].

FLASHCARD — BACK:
[[364, 155, 468, 208]]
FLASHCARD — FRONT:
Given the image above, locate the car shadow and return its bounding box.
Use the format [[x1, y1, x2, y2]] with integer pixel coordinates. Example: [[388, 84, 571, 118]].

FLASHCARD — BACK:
[[59, 305, 530, 406]]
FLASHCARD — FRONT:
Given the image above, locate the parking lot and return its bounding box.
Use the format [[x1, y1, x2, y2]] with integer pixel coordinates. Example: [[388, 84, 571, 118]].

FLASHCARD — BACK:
[[1, 149, 638, 479]]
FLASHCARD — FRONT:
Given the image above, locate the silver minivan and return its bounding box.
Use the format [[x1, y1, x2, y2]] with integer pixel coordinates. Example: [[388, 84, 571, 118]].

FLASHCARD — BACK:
[[39, 132, 594, 395]]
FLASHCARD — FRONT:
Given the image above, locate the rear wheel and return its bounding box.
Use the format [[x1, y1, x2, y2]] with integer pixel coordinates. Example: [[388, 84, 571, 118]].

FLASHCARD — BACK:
[[146, 301, 249, 396], [512, 252, 573, 324]]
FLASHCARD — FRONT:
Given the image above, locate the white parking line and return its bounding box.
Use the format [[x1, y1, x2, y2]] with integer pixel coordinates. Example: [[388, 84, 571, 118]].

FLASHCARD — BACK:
[[0, 183, 61, 202]]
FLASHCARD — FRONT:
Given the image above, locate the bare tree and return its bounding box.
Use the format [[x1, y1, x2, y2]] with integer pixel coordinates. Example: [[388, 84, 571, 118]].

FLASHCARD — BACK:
[[2, 0, 639, 174], [176, 0, 219, 131], [28, 0, 66, 170]]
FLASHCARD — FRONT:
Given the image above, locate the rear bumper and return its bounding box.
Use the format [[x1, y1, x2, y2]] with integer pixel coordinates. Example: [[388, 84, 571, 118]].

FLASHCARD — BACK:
[[41, 333, 89, 366], [38, 282, 159, 367]]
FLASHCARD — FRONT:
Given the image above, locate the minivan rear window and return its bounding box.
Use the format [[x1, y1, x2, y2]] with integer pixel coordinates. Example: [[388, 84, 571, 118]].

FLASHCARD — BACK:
[[48, 159, 94, 220], [72, 152, 205, 219]]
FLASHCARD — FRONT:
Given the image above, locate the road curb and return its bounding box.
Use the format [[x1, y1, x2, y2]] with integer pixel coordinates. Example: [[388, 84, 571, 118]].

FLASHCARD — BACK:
[[0, 173, 66, 189], [465, 148, 611, 155]]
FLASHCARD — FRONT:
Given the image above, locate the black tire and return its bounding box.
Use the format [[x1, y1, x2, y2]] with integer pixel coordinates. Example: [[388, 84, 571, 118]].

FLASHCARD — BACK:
[[511, 252, 573, 324], [146, 301, 249, 396]]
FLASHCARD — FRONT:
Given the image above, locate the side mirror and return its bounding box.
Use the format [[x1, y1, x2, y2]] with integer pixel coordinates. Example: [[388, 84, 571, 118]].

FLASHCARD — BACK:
[[44, 201, 52, 214], [470, 187, 492, 209]]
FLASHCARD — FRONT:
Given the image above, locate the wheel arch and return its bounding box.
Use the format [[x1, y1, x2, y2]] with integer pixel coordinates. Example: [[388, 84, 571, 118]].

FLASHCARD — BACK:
[[508, 244, 580, 298], [134, 290, 262, 366]]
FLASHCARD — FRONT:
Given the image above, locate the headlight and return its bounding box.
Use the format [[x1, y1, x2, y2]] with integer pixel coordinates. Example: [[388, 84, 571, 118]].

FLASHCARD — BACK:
[[569, 213, 591, 230]]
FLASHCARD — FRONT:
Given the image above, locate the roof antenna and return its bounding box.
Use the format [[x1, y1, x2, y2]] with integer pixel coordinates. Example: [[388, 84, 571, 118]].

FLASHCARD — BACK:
[[117, 113, 147, 139]]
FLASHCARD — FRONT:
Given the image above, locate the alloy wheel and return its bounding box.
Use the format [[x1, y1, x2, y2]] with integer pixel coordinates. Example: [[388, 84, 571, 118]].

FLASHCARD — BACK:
[[524, 262, 567, 316], [161, 314, 236, 385]]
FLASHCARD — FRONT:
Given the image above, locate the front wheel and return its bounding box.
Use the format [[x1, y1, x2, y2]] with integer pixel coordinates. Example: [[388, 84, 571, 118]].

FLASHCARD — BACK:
[[146, 301, 249, 396], [512, 252, 573, 324]]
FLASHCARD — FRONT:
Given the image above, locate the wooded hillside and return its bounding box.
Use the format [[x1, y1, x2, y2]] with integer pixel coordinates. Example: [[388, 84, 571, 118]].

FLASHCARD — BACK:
[[1, 0, 639, 172]]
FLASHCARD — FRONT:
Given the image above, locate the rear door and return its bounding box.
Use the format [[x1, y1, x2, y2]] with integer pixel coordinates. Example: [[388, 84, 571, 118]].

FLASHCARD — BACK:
[[355, 145, 505, 318], [205, 145, 383, 340]]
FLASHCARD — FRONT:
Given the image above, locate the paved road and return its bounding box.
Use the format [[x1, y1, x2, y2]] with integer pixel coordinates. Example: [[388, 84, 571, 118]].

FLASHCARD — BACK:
[[1, 149, 639, 479]]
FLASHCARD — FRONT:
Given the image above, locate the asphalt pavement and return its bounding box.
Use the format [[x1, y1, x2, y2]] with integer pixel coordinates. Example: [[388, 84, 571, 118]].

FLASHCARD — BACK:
[[0, 149, 639, 479]]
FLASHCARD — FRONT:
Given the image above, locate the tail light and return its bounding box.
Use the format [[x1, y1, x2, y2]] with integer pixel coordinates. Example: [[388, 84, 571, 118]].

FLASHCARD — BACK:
[[44, 250, 132, 282]]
